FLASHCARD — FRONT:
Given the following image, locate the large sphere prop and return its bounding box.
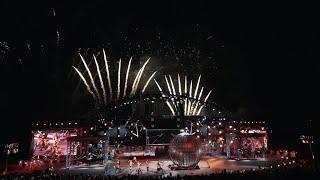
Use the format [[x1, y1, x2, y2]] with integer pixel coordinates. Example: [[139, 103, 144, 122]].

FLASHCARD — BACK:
[[168, 133, 201, 168]]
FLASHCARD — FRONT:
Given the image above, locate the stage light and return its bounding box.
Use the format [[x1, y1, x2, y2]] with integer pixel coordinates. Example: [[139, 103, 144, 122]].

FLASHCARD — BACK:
[[229, 125, 232, 128], [207, 125, 211, 129], [218, 122, 222, 125]]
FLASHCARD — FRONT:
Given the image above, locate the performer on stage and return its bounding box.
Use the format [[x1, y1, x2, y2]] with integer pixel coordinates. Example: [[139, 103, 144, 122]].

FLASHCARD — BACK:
[[128, 160, 133, 171], [137, 161, 142, 175], [156, 160, 162, 171], [146, 160, 149, 172]]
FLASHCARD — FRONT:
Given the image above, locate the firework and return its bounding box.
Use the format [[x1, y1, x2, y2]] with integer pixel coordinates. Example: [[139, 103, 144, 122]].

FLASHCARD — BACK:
[[79, 53, 102, 104], [196, 90, 212, 115], [154, 79, 175, 115], [93, 55, 106, 105], [169, 75, 176, 95], [103, 49, 112, 100], [133, 57, 151, 95], [72, 66, 97, 101], [154, 74, 211, 116], [123, 57, 132, 97], [74, 51, 155, 105], [117, 59, 121, 100], [142, 71, 157, 93], [164, 75, 172, 95], [194, 75, 201, 99], [178, 74, 182, 96]]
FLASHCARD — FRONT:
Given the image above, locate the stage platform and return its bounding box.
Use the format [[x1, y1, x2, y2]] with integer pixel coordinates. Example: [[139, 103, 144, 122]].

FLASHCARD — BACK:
[[61, 156, 273, 176]]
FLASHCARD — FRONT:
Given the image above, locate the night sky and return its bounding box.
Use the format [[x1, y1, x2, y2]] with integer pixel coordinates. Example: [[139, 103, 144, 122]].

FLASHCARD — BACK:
[[0, 1, 318, 148]]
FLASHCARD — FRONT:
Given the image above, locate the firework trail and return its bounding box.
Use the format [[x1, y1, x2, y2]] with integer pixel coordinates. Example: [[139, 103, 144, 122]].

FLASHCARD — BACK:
[[142, 71, 157, 93], [123, 57, 132, 97], [166, 101, 176, 115], [164, 75, 172, 95], [74, 50, 155, 105], [103, 49, 112, 100], [73, 66, 97, 101], [194, 75, 201, 99], [189, 80, 193, 98], [197, 90, 212, 115], [56, 30, 60, 47], [187, 80, 193, 115], [133, 57, 151, 94], [155, 74, 212, 116], [154, 79, 163, 92], [52, 8, 56, 16], [79, 53, 102, 104], [178, 74, 182, 96], [184, 76, 187, 94], [93, 55, 106, 105], [192, 87, 204, 115], [117, 59, 121, 100], [131, 68, 142, 96], [154, 79, 175, 115], [184, 76, 188, 115], [190, 75, 201, 115], [204, 90, 212, 102], [169, 75, 176, 95]]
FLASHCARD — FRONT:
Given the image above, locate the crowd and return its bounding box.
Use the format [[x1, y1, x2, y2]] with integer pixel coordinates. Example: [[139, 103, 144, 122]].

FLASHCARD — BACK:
[[1, 165, 319, 180]]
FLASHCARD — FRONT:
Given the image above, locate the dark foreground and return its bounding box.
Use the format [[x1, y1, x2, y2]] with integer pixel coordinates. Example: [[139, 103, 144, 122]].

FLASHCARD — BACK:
[[1, 167, 319, 180]]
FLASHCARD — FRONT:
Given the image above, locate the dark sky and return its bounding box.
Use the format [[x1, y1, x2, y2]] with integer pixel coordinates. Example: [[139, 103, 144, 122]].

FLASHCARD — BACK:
[[0, 1, 319, 145]]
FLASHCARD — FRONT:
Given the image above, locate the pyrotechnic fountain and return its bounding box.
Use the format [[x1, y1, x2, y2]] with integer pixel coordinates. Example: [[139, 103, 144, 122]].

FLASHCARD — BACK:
[[73, 49, 156, 107], [154, 74, 212, 116]]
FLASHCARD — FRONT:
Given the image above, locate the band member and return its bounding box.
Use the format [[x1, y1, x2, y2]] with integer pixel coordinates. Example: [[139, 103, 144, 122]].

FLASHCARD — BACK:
[[137, 161, 142, 174], [128, 160, 133, 171], [116, 159, 120, 171], [157, 160, 162, 171], [146, 160, 149, 172]]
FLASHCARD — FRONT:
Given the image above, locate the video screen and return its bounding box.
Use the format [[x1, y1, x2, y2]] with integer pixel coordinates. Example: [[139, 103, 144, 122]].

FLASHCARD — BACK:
[[33, 129, 78, 157]]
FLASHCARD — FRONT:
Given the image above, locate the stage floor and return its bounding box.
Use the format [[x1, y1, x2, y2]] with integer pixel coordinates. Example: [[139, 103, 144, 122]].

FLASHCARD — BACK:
[[62, 156, 272, 176]]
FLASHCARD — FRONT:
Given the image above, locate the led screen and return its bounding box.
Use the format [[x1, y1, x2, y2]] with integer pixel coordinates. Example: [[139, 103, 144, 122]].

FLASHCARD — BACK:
[[33, 129, 78, 156]]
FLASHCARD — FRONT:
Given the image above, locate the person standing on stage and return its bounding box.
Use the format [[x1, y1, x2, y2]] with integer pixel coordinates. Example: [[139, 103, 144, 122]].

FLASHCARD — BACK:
[[128, 160, 133, 171], [116, 159, 120, 172], [146, 160, 149, 172], [137, 161, 142, 174], [156, 160, 162, 171]]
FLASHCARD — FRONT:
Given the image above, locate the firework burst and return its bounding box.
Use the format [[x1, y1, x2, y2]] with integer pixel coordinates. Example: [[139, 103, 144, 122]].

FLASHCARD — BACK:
[[73, 49, 156, 106], [154, 74, 212, 116]]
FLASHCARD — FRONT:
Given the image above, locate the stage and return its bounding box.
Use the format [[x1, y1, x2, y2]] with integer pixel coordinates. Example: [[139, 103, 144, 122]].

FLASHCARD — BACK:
[[61, 156, 272, 176]]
